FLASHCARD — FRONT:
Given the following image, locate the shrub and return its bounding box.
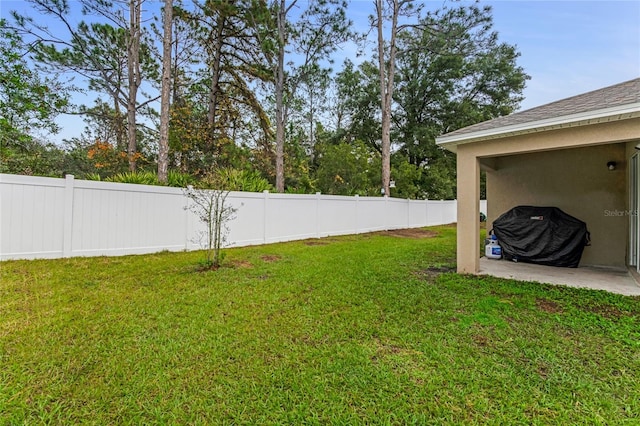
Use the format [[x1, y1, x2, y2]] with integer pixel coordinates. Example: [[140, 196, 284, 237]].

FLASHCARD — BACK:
[[211, 168, 273, 192], [167, 170, 196, 188], [105, 171, 159, 185]]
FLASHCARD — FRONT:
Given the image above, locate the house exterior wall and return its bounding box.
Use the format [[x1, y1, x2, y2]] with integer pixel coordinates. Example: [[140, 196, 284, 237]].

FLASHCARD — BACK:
[[486, 143, 627, 267], [454, 117, 640, 273]]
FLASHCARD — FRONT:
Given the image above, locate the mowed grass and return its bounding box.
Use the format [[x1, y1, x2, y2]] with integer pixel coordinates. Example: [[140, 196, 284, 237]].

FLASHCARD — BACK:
[[1, 225, 639, 424]]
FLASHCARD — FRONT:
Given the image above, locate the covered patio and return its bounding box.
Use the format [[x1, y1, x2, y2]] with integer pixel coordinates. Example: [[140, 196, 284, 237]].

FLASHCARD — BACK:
[[437, 78, 640, 293]]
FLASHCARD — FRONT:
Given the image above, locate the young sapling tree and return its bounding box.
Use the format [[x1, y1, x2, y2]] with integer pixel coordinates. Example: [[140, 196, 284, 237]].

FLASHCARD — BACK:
[[184, 184, 237, 269]]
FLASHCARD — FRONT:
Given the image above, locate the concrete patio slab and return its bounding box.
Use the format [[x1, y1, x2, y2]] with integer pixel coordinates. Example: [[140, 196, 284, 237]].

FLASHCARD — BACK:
[[479, 257, 640, 296]]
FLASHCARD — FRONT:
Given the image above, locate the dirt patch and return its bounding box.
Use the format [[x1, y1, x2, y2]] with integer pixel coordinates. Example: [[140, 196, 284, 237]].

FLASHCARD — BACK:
[[424, 265, 455, 274], [195, 264, 220, 272], [581, 303, 630, 320], [377, 228, 439, 239], [537, 365, 549, 379], [416, 265, 456, 281], [303, 240, 329, 246], [535, 298, 563, 314], [472, 334, 489, 347], [371, 338, 423, 362], [230, 260, 253, 269], [261, 255, 282, 263]]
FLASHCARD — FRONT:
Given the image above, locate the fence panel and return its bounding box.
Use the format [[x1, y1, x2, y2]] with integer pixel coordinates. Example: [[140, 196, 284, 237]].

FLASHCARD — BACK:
[[408, 200, 425, 228], [70, 181, 187, 256], [317, 195, 357, 237], [386, 198, 409, 230], [1, 173, 475, 260], [0, 175, 66, 258], [225, 192, 268, 247], [263, 193, 318, 243], [361, 197, 389, 233]]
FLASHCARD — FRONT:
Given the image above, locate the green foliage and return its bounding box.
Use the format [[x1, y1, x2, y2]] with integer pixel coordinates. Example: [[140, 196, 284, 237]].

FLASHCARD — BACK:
[[324, 4, 528, 199], [1, 227, 639, 423], [209, 168, 273, 192], [389, 3, 529, 198], [315, 140, 380, 196], [105, 171, 160, 186], [2, 1, 528, 200], [0, 19, 69, 176], [11, 1, 160, 171], [389, 158, 423, 199], [167, 170, 196, 188], [331, 60, 382, 151], [101, 170, 196, 188], [0, 136, 67, 177], [83, 173, 102, 181], [0, 19, 68, 138]]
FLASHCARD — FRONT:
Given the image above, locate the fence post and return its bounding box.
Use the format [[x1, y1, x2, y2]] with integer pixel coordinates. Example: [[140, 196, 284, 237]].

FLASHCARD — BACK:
[[184, 188, 190, 251], [316, 192, 321, 238], [263, 190, 269, 244], [62, 174, 75, 257], [454, 199, 458, 225], [425, 199, 429, 227], [384, 196, 388, 230], [354, 194, 359, 234]]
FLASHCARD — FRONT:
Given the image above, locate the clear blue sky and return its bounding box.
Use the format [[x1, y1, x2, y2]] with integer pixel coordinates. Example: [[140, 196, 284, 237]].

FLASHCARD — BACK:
[[483, 0, 640, 110], [347, 0, 640, 110], [2, 0, 639, 141]]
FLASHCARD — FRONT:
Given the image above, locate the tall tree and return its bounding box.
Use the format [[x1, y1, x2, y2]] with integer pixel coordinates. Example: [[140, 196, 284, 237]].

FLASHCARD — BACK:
[[273, 0, 289, 192], [157, 0, 173, 182], [392, 3, 528, 198], [330, 59, 381, 150], [11, 0, 159, 171], [250, 0, 351, 192], [0, 19, 69, 175], [373, 0, 418, 197], [0, 19, 67, 142], [178, 0, 274, 171]]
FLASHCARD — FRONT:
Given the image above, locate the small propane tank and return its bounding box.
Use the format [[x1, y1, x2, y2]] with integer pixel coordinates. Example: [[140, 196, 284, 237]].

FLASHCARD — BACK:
[[485, 234, 502, 259]]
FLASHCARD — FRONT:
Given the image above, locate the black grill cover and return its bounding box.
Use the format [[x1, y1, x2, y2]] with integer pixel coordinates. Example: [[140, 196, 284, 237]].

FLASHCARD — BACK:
[[492, 206, 590, 268]]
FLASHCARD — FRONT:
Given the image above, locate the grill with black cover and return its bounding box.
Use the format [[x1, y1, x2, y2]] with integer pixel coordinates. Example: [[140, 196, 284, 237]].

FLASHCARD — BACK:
[[492, 206, 590, 268]]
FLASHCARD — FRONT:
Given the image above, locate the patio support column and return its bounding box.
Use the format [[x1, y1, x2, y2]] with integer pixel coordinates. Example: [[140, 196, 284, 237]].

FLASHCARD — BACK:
[[456, 148, 480, 274]]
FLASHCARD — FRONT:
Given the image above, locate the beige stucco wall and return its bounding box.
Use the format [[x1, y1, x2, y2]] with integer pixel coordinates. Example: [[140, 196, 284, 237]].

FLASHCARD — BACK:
[[485, 143, 627, 267], [454, 117, 640, 273]]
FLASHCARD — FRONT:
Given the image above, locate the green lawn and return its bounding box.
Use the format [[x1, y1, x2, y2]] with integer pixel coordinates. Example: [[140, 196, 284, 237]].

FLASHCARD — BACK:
[[1, 225, 639, 424]]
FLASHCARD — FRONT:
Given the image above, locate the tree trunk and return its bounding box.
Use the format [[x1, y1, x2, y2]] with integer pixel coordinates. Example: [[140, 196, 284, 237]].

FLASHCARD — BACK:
[[274, 0, 287, 193], [308, 86, 314, 157], [158, 0, 173, 183], [127, 0, 142, 172], [208, 14, 226, 147], [377, 0, 399, 197], [113, 96, 125, 153]]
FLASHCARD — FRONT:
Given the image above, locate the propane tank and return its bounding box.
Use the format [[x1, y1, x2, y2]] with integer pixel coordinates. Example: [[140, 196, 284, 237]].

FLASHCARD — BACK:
[[485, 234, 502, 259]]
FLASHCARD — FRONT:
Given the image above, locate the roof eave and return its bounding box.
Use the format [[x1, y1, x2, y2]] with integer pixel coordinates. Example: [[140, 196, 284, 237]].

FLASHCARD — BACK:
[[436, 102, 640, 153]]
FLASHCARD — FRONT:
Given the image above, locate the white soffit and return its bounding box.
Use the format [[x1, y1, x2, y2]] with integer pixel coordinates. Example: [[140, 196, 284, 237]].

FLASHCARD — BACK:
[[436, 102, 640, 152]]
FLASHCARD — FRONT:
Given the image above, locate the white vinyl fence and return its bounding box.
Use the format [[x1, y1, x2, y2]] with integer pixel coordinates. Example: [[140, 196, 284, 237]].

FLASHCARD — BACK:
[[0, 173, 487, 260]]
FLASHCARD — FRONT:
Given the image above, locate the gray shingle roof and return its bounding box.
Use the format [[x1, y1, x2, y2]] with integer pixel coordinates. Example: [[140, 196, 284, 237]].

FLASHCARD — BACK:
[[441, 78, 640, 138]]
